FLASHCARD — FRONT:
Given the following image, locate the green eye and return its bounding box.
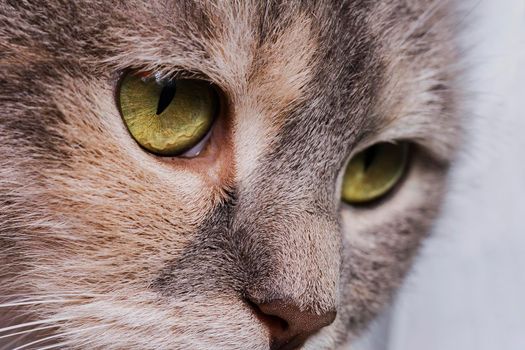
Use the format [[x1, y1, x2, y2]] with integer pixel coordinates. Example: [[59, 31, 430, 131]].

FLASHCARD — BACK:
[[341, 142, 409, 204], [118, 72, 218, 156]]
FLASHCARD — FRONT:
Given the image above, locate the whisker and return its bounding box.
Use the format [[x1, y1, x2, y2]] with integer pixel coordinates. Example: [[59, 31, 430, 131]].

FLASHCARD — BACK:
[[11, 335, 61, 350], [0, 324, 60, 341], [0, 299, 84, 308], [35, 340, 73, 350], [1, 331, 33, 350], [12, 334, 64, 350], [13, 325, 107, 350], [0, 318, 68, 335], [0, 293, 103, 301]]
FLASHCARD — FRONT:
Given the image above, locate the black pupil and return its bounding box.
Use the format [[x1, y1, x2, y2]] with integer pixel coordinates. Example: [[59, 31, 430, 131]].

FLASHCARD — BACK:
[[156, 83, 177, 115], [363, 146, 378, 171]]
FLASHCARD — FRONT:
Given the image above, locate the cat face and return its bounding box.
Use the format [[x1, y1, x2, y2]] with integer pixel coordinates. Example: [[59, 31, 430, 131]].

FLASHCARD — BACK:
[[0, 1, 459, 349]]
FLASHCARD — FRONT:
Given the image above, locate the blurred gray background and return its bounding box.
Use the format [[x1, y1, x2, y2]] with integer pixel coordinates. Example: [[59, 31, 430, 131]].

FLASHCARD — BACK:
[[354, 0, 525, 349]]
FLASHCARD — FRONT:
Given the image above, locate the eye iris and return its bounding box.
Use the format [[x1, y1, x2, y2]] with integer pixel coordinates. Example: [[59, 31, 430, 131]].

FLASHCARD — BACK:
[[341, 143, 408, 204], [119, 73, 217, 156]]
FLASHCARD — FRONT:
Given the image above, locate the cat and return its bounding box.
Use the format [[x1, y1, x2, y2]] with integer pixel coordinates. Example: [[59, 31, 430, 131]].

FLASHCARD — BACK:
[[0, 1, 460, 349]]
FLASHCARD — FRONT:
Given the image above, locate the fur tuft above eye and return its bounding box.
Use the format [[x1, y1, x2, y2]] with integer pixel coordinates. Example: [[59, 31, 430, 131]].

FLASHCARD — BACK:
[[341, 142, 409, 204], [118, 71, 219, 157]]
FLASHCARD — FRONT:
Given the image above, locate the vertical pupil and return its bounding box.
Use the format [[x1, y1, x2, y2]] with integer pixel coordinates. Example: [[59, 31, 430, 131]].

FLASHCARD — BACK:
[[363, 146, 378, 171], [156, 83, 177, 115]]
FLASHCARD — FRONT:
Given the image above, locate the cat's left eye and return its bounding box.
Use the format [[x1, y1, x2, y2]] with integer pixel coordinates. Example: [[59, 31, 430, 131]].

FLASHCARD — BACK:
[[341, 142, 409, 205], [118, 72, 219, 156]]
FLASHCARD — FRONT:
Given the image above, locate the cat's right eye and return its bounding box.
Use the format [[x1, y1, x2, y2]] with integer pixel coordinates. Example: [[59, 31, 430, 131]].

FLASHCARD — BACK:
[[118, 72, 219, 156]]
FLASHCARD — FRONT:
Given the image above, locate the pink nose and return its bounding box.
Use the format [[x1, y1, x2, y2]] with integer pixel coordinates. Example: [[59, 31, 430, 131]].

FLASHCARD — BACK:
[[250, 299, 336, 350]]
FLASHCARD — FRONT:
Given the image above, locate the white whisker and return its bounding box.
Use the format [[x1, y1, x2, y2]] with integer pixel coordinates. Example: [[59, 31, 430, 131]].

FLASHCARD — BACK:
[[0, 318, 68, 335], [13, 325, 107, 350], [12, 334, 64, 350], [0, 292, 104, 299], [0, 324, 60, 341], [1, 328, 35, 350], [35, 340, 73, 350], [0, 299, 83, 308]]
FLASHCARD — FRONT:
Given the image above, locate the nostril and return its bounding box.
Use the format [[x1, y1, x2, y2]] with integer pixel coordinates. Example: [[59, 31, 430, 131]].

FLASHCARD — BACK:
[[247, 299, 289, 333], [246, 298, 336, 350]]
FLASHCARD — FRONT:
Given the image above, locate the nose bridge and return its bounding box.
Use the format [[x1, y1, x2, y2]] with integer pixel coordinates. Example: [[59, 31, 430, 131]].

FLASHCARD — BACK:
[[236, 197, 341, 314], [232, 118, 343, 312]]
